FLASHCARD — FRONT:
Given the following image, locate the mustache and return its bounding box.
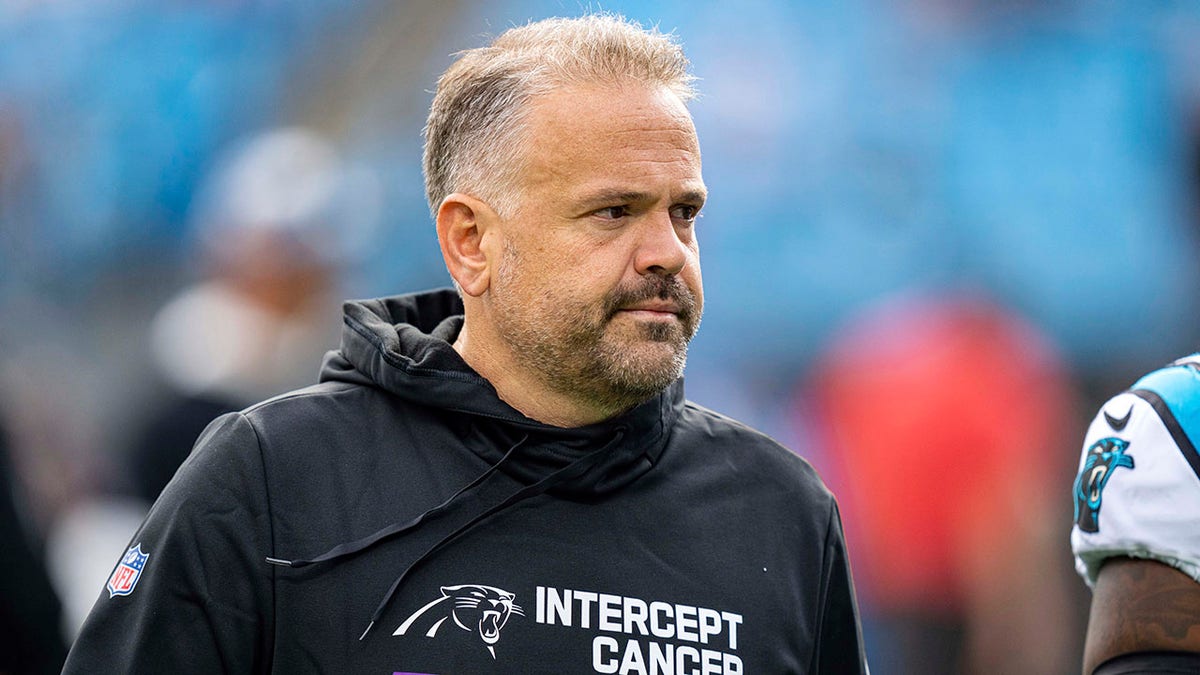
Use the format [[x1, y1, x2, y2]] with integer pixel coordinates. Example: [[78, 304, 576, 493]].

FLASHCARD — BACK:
[[603, 275, 698, 324]]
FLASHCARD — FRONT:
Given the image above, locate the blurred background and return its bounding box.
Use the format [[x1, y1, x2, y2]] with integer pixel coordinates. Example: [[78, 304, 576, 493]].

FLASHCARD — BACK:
[[2, 0, 1199, 672]]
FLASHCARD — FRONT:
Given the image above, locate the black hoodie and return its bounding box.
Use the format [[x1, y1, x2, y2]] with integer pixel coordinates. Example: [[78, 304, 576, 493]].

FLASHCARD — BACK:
[[64, 289, 867, 674]]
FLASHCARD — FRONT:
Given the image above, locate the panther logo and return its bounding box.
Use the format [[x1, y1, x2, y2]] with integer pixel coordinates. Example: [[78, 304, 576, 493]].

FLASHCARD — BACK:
[[1073, 437, 1134, 533], [393, 584, 523, 658]]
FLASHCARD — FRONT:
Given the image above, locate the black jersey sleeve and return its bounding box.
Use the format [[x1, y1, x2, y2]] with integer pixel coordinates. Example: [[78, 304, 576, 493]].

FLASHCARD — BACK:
[[63, 413, 274, 674], [1092, 650, 1200, 674], [812, 500, 869, 674]]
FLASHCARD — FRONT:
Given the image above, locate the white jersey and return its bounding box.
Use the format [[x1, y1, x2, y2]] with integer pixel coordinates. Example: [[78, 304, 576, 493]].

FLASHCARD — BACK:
[[1071, 354, 1200, 587]]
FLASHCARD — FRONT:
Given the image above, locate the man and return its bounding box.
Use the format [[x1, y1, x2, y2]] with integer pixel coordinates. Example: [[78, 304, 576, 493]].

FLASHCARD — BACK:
[[64, 14, 866, 673], [1071, 354, 1200, 674]]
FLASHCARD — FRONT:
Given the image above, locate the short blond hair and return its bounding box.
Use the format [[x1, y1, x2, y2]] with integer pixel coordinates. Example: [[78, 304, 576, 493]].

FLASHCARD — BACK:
[[423, 14, 697, 217]]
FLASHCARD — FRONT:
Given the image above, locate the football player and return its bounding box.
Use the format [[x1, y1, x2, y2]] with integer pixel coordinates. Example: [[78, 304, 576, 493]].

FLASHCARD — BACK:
[[1071, 354, 1200, 673]]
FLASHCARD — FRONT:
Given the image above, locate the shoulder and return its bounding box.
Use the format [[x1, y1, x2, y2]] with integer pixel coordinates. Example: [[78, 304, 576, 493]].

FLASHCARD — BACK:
[[233, 380, 392, 451], [63, 410, 275, 672], [1128, 355, 1200, 454], [241, 380, 368, 424], [148, 380, 392, 509], [674, 400, 834, 503], [170, 411, 263, 491], [1071, 354, 1200, 587]]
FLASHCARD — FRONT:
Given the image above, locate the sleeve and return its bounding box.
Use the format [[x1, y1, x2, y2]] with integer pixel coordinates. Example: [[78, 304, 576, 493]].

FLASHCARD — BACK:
[[812, 500, 869, 675], [62, 413, 275, 674], [1092, 650, 1200, 675], [1070, 357, 1200, 588]]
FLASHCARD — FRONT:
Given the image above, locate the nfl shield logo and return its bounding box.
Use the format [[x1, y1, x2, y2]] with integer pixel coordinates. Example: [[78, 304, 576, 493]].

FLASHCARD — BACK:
[[107, 544, 149, 598]]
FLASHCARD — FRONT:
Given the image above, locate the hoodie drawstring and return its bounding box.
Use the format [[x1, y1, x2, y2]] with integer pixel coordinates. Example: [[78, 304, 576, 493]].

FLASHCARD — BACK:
[[355, 428, 625, 639], [265, 429, 627, 641], [265, 435, 528, 571]]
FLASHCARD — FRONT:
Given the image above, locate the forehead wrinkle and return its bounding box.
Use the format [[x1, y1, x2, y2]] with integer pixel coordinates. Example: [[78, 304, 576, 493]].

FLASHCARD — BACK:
[[606, 122, 695, 138], [524, 140, 700, 191], [544, 132, 698, 166], [514, 84, 702, 204], [574, 124, 697, 151]]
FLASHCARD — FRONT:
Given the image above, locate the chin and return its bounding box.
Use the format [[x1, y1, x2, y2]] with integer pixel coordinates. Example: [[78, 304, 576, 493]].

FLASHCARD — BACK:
[[604, 341, 687, 387]]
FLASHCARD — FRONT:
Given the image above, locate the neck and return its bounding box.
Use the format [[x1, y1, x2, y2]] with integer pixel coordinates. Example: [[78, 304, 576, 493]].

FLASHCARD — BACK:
[[452, 321, 628, 428]]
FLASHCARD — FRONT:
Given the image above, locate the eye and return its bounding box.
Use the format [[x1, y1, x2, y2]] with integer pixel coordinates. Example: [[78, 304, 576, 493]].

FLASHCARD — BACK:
[[670, 204, 701, 223], [594, 205, 631, 220]]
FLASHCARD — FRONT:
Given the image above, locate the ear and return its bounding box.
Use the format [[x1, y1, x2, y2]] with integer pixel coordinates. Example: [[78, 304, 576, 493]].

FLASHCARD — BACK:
[[436, 193, 500, 297]]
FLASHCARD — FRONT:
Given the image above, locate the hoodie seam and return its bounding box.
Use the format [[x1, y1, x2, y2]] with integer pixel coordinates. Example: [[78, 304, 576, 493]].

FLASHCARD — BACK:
[[809, 498, 838, 673], [235, 411, 277, 672], [238, 382, 359, 417]]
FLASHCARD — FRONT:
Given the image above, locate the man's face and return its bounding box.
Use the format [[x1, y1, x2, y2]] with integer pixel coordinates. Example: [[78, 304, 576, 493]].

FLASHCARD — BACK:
[[485, 82, 706, 411]]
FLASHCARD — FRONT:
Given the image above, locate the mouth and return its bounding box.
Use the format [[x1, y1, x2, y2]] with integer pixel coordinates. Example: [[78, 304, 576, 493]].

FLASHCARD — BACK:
[[603, 275, 697, 332], [615, 302, 680, 320], [480, 610, 503, 644]]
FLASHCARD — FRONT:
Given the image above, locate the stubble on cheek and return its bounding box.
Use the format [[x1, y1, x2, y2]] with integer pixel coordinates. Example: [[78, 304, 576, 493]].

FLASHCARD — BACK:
[[493, 239, 700, 408]]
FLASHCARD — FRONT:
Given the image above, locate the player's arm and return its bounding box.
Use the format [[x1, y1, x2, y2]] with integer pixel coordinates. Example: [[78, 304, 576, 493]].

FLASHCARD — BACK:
[[1083, 556, 1200, 675]]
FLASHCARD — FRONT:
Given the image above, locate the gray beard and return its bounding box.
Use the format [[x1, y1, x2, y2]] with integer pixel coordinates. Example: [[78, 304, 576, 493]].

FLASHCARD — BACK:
[[493, 267, 700, 416]]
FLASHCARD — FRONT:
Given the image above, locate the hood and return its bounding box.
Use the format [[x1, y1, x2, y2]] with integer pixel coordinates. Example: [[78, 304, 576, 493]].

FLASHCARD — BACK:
[[319, 288, 683, 498]]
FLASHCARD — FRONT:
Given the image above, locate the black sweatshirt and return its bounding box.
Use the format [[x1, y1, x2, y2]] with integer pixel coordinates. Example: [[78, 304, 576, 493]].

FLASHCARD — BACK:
[[64, 289, 867, 674]]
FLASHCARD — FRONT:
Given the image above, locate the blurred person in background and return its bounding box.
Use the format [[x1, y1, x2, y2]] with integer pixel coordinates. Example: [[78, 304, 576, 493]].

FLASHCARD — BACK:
[[0, 409, 68, 674], [1070, 355, 1200, 674], [62, 14, 866, 673], [126, 126, 349, 503], [43, 126, 364, 640], [804, 293, 1080, 674]]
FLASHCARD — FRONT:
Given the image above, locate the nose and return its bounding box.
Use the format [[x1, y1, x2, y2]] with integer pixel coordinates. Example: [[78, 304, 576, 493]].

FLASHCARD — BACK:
[[634, 212, 690, 276]]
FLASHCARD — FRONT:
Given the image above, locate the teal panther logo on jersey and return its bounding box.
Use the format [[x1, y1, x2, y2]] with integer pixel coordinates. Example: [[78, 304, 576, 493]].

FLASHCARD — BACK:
[[1073, 437, 1134, 533]]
